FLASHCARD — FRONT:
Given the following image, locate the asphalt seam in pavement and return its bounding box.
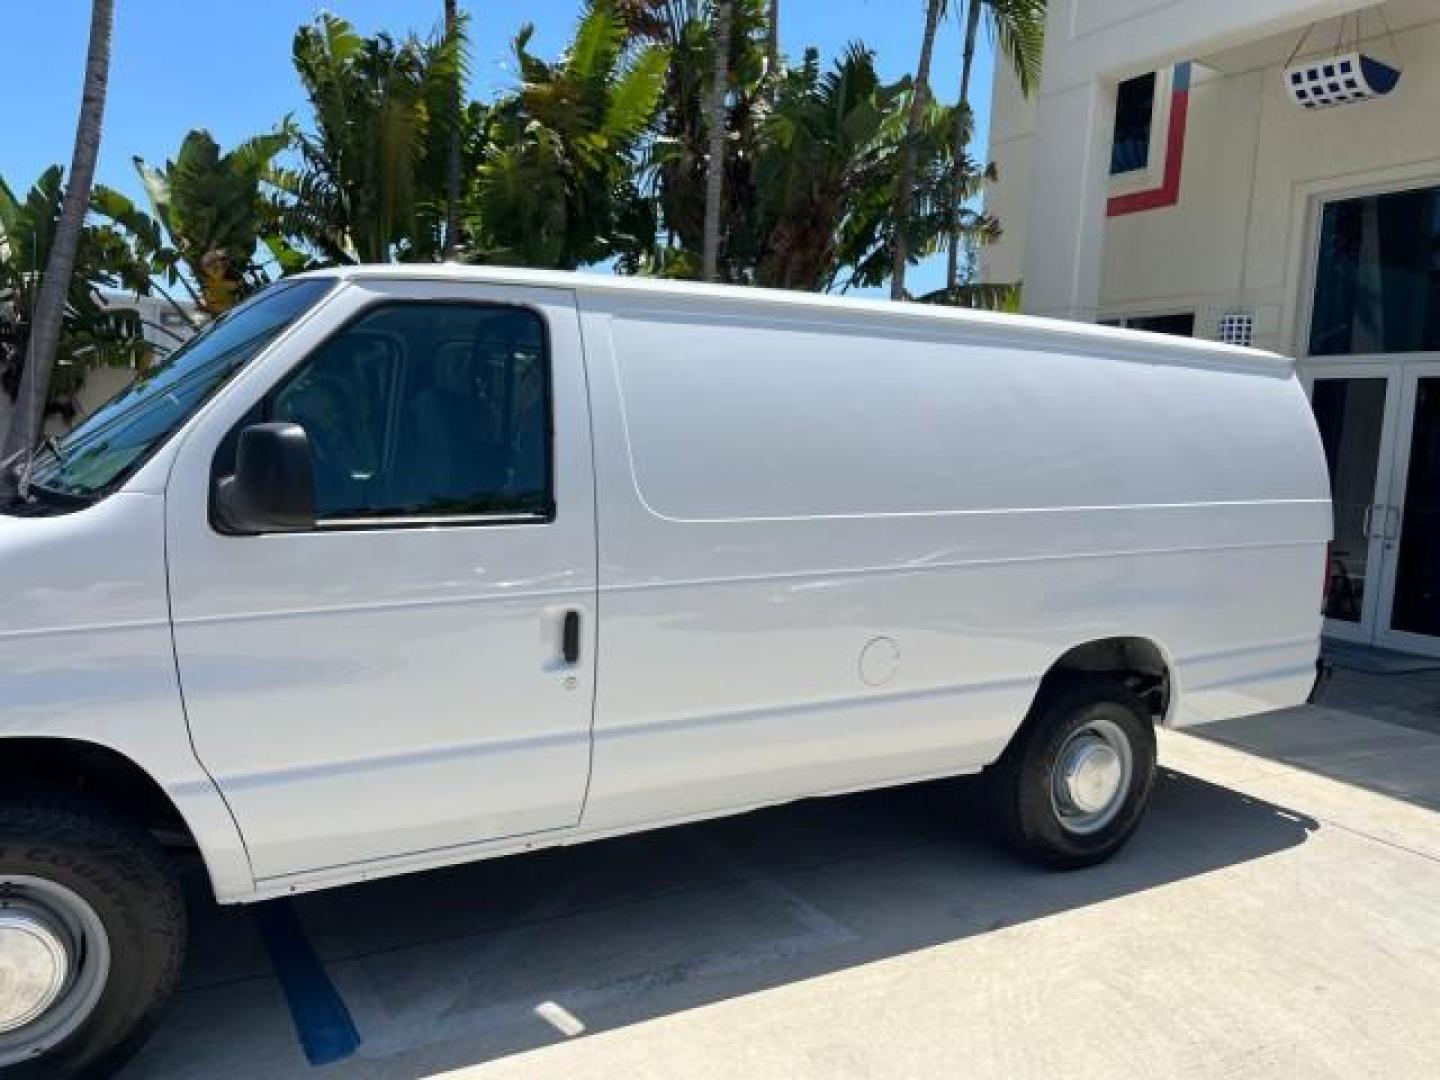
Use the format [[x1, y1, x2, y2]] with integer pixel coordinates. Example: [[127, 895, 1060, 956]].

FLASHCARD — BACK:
[[1182, 744, 1440, 863], [1300, 815, 1440, 865]]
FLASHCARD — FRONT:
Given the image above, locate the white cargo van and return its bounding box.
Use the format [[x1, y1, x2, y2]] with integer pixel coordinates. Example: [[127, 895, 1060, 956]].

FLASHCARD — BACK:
[[0, 267, 1329, 1075]]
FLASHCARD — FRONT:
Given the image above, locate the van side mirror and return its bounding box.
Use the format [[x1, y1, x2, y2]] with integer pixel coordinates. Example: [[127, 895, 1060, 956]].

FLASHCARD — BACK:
[[214, 422, 316, 534]]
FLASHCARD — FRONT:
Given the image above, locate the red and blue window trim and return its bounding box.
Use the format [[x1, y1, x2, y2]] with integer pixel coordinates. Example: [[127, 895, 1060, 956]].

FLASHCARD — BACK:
[[1108, 62, 1191, 217]]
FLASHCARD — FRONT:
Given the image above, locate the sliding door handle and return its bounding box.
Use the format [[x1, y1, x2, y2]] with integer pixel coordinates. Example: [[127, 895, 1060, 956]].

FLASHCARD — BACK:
[[562, 610, 581, 665]]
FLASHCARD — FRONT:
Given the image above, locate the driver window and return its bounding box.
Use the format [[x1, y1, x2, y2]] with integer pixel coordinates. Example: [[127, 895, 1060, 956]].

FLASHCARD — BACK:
[[273, 331, 397, 516], [270, 302, 551, 523]]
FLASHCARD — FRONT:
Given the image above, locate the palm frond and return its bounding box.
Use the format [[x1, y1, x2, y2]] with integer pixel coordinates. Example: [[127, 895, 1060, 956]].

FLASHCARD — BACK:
[[915, 280, 1021, 311], [986, 0, 1046, 97], [604, 44, 672, 145]]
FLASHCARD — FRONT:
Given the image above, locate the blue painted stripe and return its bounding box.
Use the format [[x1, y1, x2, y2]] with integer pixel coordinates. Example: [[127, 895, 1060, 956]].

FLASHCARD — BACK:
[[1173, 61, 1192, 93], [255, 900, 361, 1066]]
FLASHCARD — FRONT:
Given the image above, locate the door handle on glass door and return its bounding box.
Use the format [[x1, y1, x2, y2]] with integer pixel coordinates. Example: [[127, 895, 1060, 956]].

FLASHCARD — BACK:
[[1384, 506, 1402, 548]]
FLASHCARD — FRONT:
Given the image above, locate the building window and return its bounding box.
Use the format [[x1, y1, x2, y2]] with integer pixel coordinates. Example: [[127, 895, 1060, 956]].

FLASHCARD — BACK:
[[1100, 312, 1195, 337], [1110, 73, 1157, 175], [1310, 184, 1440, 356]]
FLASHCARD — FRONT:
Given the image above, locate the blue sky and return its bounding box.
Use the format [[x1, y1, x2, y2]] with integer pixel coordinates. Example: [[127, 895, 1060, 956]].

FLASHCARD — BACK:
[[2, 1, 997, 295]]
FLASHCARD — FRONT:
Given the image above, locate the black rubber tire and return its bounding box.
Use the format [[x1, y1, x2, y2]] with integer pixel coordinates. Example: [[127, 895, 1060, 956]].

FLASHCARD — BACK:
[[988, 679, 1157, 869], [0, 796, 187, 1079]]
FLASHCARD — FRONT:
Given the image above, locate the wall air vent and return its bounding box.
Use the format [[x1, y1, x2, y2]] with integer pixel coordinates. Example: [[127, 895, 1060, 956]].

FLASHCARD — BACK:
[[1217, 311, 1255, 348]]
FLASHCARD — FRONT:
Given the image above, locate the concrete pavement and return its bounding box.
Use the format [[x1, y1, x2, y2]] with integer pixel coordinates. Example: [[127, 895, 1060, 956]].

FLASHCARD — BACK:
[[123, 671, 1440, 1079]]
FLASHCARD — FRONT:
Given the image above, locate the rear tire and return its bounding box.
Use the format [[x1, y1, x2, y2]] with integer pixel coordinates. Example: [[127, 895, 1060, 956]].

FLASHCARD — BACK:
[[0, 796, 186, 1078], [988, 679, 1157, 869]]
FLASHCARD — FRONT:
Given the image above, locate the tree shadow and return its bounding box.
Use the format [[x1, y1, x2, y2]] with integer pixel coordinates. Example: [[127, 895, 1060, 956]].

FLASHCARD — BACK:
[[135, 768, 1316, 1077]]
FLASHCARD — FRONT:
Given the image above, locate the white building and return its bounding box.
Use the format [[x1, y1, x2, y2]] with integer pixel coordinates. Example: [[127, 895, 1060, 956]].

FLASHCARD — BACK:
[[983, 0, 1440, 658], [0, 292, 198, 439]]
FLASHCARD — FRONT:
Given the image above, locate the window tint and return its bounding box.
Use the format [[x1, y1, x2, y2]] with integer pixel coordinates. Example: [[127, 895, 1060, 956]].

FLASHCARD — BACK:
[[270, 303, 551, 522], [1110, 73, 1156, 175], [1310, 185, 1440, 356], [30, 279, 332, 499]]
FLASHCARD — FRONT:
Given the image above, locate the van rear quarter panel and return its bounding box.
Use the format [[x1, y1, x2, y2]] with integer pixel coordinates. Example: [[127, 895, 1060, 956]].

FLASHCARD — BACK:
[[578, 294, 1329, 829]]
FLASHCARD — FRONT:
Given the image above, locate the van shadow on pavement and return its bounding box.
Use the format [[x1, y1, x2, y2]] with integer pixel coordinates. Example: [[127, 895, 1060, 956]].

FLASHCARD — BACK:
[[135, 768, 1316, 1077]]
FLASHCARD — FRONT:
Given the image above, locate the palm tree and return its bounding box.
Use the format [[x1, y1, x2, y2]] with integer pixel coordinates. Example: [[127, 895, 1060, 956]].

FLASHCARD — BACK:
[[278, 14, 462, 264], [889, 0, 944, 300], [624, 0, 769, 279], [945, 0, 1044, 291], [752, 46, 906, 291], [1, 167, 149, 427], [2, 0, 114, 490], [468, 1, 670, 269], [443, 0, 464, 258], [840, 90, 1000, 297], [95, 128, 292, 319], [765, 0, 779, 81], [701, 0, 734, 281]]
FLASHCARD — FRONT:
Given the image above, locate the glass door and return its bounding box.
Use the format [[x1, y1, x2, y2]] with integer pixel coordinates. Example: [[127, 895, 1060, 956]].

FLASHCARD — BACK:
[[1308, 368, 1402, 643], [1376, 363, 1440, 656], [1304, 181, 1440, 655]]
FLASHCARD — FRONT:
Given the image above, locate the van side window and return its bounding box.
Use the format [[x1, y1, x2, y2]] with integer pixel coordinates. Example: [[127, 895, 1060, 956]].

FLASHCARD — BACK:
[[268, 302, 551, 523]]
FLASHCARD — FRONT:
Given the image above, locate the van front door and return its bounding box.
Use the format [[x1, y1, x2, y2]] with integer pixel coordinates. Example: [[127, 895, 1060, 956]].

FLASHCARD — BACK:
[[166, 281, 597, 882]]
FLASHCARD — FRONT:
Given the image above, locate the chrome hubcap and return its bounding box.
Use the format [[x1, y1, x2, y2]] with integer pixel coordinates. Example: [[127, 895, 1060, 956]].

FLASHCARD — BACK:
[[0, 909, 71, 1034], [1051, 717, 1133, 835], [0, 877, 110, 1067]]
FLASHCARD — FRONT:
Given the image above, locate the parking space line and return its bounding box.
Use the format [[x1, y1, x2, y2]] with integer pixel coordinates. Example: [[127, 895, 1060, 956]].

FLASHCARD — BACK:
[[254, 899, 362, 1066]]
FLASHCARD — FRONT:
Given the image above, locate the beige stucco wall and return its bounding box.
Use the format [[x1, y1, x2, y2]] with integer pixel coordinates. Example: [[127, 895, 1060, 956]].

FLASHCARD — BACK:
[[984, 6, 1440, 353], [1105, 18, 1440, 353], [982, 61, 1035, 286], [1040, 0, 1370, 90]]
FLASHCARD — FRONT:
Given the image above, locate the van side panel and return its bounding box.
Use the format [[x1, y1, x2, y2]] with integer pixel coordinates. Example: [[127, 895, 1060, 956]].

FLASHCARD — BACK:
[[578, 297, 1328, 830]]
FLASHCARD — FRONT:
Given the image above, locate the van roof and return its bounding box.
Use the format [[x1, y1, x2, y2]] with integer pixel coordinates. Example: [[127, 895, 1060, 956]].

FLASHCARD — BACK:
[[298, 264, 1290, 371]]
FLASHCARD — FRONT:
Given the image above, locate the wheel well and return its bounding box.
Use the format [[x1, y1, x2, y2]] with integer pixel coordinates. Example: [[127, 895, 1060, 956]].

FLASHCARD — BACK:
[[0, 738, 197, 846], [1035, 637, 1172, 725]]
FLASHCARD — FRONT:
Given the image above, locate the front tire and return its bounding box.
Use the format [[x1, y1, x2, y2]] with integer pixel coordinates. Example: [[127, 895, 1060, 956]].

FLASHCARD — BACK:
[[989, 679, 1157, 868], [0, 796, 186, 1078]]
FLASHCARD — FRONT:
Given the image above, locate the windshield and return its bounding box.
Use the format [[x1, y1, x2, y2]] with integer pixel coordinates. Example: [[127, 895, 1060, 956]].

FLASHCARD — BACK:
[[26, 278, 334, 501]]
